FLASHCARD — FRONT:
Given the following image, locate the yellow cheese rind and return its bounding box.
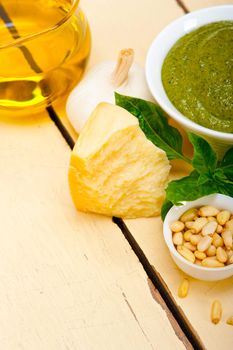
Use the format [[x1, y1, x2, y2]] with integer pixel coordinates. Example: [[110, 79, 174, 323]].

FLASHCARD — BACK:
[[69, 103, 170, 219]]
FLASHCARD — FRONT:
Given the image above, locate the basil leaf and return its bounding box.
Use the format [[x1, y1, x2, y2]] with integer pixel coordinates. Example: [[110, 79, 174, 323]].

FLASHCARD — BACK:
[[161, 171, 218, 220], [161, 199, 173, 221], [162, 170, 233, 220], [222, 165, 233, 180], [214, 168, 233, 184], [217, 183, 233, 197], [221, 147, 233, 167], [188, 133, 217, 174], [165, 170, 218, 206], [197, 173, 212, 186], [115, 93, 190, 163]]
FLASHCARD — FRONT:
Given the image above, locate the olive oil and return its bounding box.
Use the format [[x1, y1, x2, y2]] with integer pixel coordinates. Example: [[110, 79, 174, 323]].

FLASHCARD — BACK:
[[0, 0, 90, 116]]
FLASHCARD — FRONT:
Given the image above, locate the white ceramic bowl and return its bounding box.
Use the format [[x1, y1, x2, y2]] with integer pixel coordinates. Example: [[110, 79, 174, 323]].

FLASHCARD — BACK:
[[146, 5, 233, 158], [163, 194, 233, 281]]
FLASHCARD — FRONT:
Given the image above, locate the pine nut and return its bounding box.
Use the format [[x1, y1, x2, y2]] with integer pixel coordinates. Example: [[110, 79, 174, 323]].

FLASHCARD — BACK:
[[199, 206, 219, 217], [216, 247, 228, 263], [208, 216, 217, 222], [202, 258, 224, 268], [184, 242, 196, 251], [172, 232, 183, 246], [202, 221, 218, 236], [197, 236, 212, 252], [226, 316, 233, 326], [171, 221, 185, 233], [225, 219, 233, 231], [178, 278, 189, 298], [195, 259, 202, 266], [212, 233, 224, 248], [227, 250, 233, 259], [177, 246, 195, 263], [211, 300, 222, 324], [190, 234, 201, 246], [205, 256, 218, 260], [194, 251, 206, 260], [180, 208, 198, 222], [216, 225, 223, 234], [185, 221, 195, 229], [217, 210, 231, 225], [222, 230, 233, 249], [206, 245, 216, 257], [192, 217, 208, 233], [228, 255, 233, 265], [183, 230, 193, 242], [171, 206, 233, 269]]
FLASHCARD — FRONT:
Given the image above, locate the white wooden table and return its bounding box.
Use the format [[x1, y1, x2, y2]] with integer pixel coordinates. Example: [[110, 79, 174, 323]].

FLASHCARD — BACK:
[[1, 1, 233, 349]]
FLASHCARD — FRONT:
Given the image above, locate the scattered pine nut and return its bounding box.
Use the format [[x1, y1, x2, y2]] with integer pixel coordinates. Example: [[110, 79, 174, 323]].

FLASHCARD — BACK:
[[178, 278, 189, 298], [226, 316, 233, 326], [211, 300, 222, 324]]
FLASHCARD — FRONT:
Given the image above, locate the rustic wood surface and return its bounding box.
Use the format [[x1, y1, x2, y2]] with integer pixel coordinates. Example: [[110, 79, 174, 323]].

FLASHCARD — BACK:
[[0, 118, 191, 350], [1, 0, 232, 349], [185, 0, 232, 11]]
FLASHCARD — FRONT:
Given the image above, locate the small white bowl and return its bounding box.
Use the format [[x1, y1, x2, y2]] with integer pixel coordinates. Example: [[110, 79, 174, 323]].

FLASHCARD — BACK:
[[163, 194, 233, 281], [146, 5, 233, 158]]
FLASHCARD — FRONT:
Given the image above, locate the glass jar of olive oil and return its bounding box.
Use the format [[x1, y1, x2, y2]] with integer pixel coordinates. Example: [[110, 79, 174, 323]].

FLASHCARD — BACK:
[[0, 0, 90, 116]]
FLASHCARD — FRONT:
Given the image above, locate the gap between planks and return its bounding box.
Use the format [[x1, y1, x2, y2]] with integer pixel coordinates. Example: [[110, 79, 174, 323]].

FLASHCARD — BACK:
[[46, 106, 204, 350], [1, 1, 196, 348], [175, 0, 189, 13], [44, 3, 207, 349]]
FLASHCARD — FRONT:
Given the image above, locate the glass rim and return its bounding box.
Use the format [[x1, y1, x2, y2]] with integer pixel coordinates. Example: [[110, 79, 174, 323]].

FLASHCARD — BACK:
[[0, 0, 80, 50]]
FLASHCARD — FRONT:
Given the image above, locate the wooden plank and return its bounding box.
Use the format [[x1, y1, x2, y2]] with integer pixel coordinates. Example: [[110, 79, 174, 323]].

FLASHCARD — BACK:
[[125, 193, 233, 350], [53, 0, 233, 348], [0, 116, 192, 349], [184, 0, 233, 12], [50, 1, 233, 349], [81, 0, 183, 66], [58, 0, 184, 136]]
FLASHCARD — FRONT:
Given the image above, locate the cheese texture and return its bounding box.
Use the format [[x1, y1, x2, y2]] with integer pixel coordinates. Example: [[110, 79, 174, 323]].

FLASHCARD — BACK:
[[69, 103, 170, 218]]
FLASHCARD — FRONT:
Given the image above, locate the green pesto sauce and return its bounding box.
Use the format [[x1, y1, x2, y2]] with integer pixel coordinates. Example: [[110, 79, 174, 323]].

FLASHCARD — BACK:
[[162, 21, 233, 133]]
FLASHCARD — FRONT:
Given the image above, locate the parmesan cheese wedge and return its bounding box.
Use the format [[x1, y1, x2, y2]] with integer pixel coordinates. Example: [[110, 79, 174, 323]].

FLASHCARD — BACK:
[[69, 102, 170, 218]]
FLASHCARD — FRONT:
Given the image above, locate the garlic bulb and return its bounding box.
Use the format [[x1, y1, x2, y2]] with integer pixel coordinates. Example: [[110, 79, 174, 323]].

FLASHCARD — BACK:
[[66, 49, 153, 133]]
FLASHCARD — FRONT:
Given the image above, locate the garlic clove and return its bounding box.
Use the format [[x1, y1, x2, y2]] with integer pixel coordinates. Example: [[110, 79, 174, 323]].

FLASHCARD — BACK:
[[66, 53, 153, 134], [67, 61, 115, 133]]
